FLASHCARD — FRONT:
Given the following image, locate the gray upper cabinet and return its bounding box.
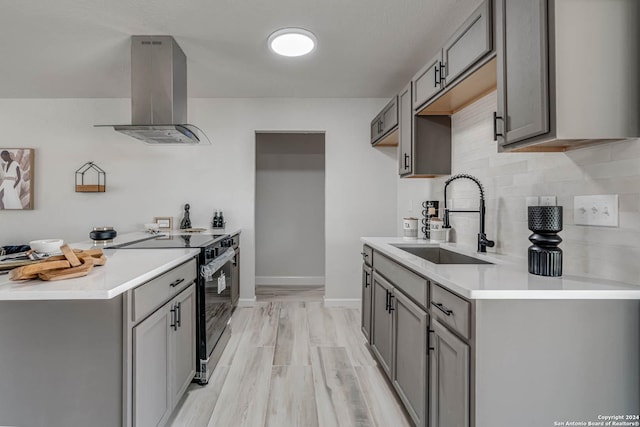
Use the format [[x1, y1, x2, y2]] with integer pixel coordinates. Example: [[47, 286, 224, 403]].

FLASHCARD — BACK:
[[371, 96, 399, 146], [371, 272, 394, 377], [496, 0, 639, 151], [413, 51, 444, 111], [361, 264, 373, 342], [398, 82, 413, 176], [392, 290, 429, 427], [442, 0, 492, 85], [430, 320, 470, 427], [495, 0, 549, 147]]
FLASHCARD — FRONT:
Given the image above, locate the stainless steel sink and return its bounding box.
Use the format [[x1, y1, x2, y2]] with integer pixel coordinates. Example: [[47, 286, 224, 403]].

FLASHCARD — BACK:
[[392, 245, 493, 265]]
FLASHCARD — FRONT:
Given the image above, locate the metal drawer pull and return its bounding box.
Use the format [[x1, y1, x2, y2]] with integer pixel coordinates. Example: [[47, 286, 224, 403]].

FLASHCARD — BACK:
[[434, 64, 439, 87], [170, 305, 178, 331], [431, 301, 453, 316], [385, 289, 390, 311], [176, 302, 181, 328], [388, 294, 395, 312], [493, 111, 504, 141], [169, 278, 185, 288]]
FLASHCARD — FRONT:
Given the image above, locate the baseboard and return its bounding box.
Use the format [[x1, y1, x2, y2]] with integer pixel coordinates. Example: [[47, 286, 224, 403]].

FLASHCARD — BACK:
[[237, 297, 256, 307], [323, 298, 361, 308], [255, 276, 325, 286]]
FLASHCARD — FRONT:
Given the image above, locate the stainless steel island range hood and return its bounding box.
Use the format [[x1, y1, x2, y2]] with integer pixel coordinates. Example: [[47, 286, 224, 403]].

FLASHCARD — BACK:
[[98, 36, 210, 145]]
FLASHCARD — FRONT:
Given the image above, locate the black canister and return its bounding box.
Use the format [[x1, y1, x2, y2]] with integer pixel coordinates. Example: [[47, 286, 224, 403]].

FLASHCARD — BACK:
[[528, 206, 563, 277]]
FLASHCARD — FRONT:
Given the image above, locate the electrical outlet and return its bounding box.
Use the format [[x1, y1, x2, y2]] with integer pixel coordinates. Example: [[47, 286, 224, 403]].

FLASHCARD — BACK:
[[574, 194, 619, 227], [525, 196, 540, 220], [540, 196, 557, 206]]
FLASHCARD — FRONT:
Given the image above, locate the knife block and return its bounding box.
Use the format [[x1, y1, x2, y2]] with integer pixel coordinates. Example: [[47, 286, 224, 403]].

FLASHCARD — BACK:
[[528, 206, 563, 277]]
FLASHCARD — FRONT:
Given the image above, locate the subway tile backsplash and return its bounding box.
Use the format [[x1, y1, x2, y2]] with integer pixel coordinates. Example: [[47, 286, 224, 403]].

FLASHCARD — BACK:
[[410, 92, 640, 285]]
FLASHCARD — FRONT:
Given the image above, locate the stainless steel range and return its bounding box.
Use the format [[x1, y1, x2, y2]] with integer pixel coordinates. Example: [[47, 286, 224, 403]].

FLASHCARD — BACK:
[[111, 233, 237, 384]]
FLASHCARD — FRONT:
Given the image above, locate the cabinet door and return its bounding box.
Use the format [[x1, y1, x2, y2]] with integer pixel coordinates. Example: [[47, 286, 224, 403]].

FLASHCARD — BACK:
[[361, 264, 373, 342], [371, 273, 394, 377], [413, 51, 444, 111], [398, 82, 413, 176], [133, 304, 171, 427], [231, 251, 240, 307], [393, 290, 429, 427], [442, 0, 492, 85], [382, 96, 398, 135], [370, 114, 383, 144], [172, 284, 196, 406], [430, 320, 469, 427], [496, 0, 549, 146]]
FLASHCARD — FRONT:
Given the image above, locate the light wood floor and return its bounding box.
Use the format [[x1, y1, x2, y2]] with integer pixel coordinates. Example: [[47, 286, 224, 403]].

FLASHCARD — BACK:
[[167, 289, 412, 427]]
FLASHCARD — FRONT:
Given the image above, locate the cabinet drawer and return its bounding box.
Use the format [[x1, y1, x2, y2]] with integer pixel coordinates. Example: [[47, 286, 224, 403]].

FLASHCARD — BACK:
[[374, 252, 428, 309], [132, 258, 197, 323], [430, 283, 470, 339], [362, 245, 373, 267]]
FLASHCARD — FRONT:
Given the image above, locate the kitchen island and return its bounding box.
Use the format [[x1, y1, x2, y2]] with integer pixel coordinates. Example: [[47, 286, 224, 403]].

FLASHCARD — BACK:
[[0, 245, 200, 427], [361, 237, 640, 427]]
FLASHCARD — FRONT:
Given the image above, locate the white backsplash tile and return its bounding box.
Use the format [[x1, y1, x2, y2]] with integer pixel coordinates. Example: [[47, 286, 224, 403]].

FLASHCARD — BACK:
[[404, 91, 640, 285]]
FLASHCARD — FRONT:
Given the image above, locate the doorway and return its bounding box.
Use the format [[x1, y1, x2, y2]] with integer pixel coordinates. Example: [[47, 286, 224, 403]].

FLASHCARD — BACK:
[[255, 132, 326, 301]]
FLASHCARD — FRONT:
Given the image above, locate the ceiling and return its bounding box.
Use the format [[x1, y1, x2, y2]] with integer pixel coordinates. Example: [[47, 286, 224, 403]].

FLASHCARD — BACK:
[[0, 0, 481, 98]]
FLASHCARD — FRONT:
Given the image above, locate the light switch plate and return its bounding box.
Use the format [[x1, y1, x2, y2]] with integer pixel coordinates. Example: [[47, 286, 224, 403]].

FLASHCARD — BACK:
[[574, 194, 619, 227]]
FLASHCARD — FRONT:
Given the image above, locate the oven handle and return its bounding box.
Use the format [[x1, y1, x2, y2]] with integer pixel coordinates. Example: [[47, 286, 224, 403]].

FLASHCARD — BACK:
[[200, 249, 236, 280]]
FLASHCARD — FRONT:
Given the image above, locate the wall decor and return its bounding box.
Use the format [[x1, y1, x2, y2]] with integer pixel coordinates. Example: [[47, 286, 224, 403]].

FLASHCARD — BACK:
[[154, 216, 173, 231], [75, 161, 106, 192], [0, 148, 34, 210]]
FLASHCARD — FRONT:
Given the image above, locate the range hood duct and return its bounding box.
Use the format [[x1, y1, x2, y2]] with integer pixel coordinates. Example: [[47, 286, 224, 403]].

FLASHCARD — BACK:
[[99, 36, 210, 145]]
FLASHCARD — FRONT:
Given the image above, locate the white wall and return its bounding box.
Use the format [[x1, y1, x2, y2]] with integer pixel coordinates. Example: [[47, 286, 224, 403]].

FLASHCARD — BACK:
[[398, 92, 640, 285], [0, 98, 398, 302], [255, 133, 325, 284]]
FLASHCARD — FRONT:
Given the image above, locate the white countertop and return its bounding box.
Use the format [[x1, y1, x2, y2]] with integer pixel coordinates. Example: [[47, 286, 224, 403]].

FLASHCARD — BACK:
[[0, 248, 199, 300], [362, 237, 640, 300], [0, 228, 242, 301]]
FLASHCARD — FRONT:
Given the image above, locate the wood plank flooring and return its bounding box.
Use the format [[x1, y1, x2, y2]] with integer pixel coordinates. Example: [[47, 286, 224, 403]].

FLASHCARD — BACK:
[[167, 289, 411, 427]]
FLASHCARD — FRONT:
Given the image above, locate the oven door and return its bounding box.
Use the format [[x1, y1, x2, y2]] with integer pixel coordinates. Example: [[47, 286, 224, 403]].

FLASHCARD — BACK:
[[202, 256, 233, 359]]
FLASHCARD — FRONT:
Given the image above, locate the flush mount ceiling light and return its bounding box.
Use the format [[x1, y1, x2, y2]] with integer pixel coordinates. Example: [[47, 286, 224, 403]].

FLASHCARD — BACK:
[[268, 28, 317, 57]]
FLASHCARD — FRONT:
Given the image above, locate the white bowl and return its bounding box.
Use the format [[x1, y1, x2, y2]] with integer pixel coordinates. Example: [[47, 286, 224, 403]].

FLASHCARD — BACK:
[[29, 239, 64, 254]]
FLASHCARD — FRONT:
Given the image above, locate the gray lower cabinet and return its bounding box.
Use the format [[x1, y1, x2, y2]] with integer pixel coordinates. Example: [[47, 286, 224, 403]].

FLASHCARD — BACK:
[[392, 290, 429, 427], [430, 319, 470, 427], [172, 285, 196, 405], [371, 272, 394, 377], [133, 300, 172, 427], [361, 264, 373, 342], [134, 283, 196, 427]]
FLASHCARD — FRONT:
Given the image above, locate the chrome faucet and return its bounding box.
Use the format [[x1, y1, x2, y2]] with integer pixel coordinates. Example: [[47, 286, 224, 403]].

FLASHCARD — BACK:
[[442, 174, 495, 253]]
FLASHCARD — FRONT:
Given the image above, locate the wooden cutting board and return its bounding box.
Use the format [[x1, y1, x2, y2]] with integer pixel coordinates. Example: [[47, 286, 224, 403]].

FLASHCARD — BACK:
[[38, 261, 94, 281], [9, 260, 72, 280]]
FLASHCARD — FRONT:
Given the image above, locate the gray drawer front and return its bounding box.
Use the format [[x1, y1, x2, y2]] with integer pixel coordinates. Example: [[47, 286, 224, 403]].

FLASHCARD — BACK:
[[362, 245, 373, 267], [430, 283, 470, 339], [132, 258, 197, 323], [374, 252, 427, 309]]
